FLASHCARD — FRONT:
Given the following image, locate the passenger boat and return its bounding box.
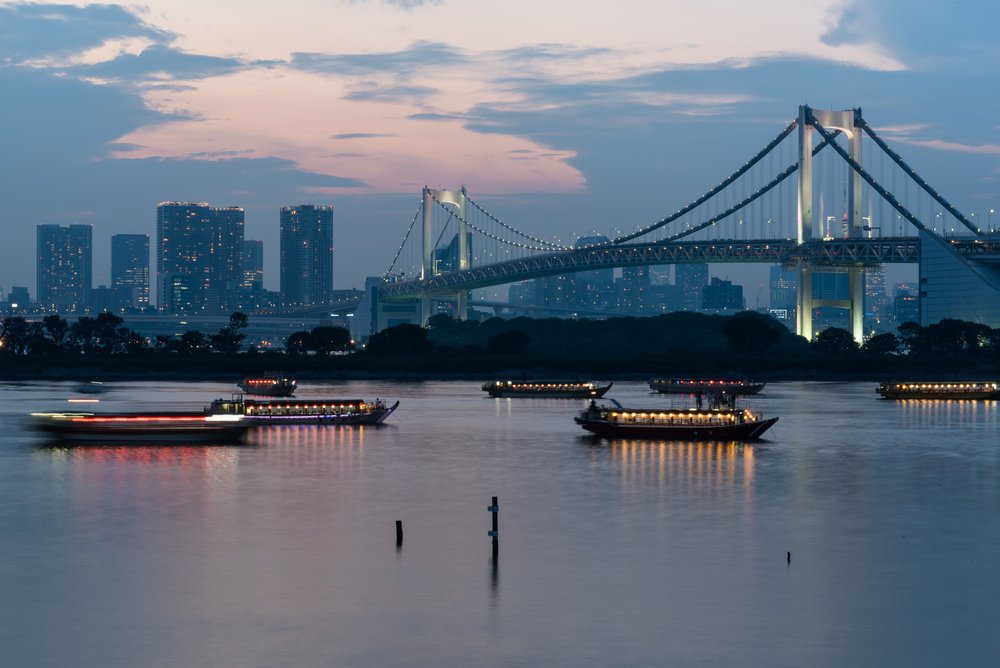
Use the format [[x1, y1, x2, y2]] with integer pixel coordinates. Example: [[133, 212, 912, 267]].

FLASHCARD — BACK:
[[30, 412, 251, 444], [237, 374, 297, 397], [876, 381, 1000, 400], [649, 378, 765, 395], [574, 400, 778, 440], [482, 380, 613, 398], [207, 396, 398, 425]]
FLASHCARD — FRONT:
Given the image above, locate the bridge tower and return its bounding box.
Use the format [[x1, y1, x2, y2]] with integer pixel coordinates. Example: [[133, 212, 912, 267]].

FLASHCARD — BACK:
[[797, 106, 865, 344], [421, 186, 470, 323]]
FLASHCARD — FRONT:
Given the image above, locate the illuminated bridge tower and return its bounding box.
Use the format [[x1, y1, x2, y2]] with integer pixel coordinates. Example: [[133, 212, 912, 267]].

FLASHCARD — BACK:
[[797, 106, 865, 343], [421, 186, 469, 323]]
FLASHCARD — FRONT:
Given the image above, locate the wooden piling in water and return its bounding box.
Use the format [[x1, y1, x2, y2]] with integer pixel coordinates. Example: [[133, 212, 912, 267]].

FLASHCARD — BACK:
[[396, 520, 403, 546], [488, 496, 499, 557]]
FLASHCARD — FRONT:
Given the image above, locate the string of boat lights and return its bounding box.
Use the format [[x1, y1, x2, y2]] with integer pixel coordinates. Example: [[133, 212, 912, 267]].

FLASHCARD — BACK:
[[650, 378, 757, 386], [888, 382, 998, 391], [244, 402, 375, 416], [605, 408, 758, 424], [486, 381, 599, 390]]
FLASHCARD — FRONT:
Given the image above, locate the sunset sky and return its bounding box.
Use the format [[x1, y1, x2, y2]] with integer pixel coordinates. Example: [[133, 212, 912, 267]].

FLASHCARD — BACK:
[[2, 0, 999, 301]]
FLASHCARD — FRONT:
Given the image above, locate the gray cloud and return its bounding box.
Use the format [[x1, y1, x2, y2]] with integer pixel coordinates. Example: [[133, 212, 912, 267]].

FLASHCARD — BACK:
[[0, 3, 168, 64], [408, 112, 467, 122], [822, 1, 1000, 70], [291, 41, 468, 76], [72, 44, 251, 81], [332, 133, 391, 139], [494, 44, 612, 63], [344, 83, 437, 102]]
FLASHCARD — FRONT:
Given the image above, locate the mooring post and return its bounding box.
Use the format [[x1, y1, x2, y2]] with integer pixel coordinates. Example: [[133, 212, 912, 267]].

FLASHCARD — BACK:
[[488, 496, 499, 557], [396, 520, 403, 547]]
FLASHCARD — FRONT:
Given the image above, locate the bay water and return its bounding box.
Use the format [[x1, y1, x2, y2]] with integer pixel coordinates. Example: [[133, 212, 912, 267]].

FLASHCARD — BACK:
[[0, 380, 997, 667]]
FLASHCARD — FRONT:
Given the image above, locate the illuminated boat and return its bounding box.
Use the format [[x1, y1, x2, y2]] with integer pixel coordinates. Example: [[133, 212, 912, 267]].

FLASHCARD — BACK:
[[649, 378, 765, 395], [30, 412, 251, 444], [876, 381, 1000, 400], [207, 397, 399, 425], [574, 401, 778, 440], [482, 380, 613, 398], [237, 374, 297, 397]]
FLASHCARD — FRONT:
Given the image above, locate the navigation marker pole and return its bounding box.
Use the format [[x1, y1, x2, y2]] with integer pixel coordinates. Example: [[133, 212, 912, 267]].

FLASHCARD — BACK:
[[488, 496, 499, 558]]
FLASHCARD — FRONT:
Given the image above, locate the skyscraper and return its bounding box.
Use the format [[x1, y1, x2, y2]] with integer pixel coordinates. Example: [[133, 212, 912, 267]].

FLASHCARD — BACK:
[[675, 263, 709, 312], [111, 234, 150, 309], [618, 266, 650, 313], [240, 240, 264, 290], [157, 202, 244, 313], [280, 204, 333, 309], [37, 224, 92, 313], [769, 265, 797, 312]]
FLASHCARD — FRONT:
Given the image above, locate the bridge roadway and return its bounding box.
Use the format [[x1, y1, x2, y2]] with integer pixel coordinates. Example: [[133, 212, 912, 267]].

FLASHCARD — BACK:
[[380, 236, 926, 299]]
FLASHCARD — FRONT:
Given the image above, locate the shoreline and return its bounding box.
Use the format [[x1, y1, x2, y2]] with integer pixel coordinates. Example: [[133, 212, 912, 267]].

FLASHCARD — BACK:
[[1, 367, 993, 384]]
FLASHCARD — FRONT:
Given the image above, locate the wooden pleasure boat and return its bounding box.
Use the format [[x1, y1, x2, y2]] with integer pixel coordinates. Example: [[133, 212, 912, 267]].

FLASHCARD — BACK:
[[207, 396, 398, 425], [574, 400, 777, 441], [482, 380, 613, 398], [876, 381, 1000, 400], [649, 378, 765, 395]]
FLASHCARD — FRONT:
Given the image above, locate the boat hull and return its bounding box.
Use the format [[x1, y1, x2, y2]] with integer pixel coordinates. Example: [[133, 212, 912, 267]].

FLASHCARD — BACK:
[[575, 416, 778, 441], [484, 382, 613, 398]]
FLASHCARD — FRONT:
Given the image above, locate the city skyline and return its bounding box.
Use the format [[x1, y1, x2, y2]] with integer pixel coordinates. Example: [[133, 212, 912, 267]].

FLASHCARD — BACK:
[[3, 2, 999, 297]]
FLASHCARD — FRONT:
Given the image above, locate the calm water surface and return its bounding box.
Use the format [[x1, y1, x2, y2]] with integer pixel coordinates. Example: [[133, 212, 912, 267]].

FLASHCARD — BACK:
[[0, 380, 997, 667]]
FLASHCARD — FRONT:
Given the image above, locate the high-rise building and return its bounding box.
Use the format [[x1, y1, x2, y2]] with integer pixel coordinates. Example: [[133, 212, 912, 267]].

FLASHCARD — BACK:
[[37, 224, 92, 313], [894, 282, 920, 325], [865, 265, 890, 332], [702, 276, 745, 311], [7, 286, 29, 311], [618, 266, 650, 314], [769, 265, 797, 312], [675, 263, 708, 312], [535, 274, 574, 311], [156, 202, 244, 313], [240, 240, 264, 290], [111, 234, 150, 309], [571, 236, 614, 312], [280, 204, 333, 309]]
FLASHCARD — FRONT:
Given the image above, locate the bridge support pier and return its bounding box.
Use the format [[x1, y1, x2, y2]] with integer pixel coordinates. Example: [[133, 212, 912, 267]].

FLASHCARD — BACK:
[[848, 266, 864, 343], [796, 265, 813, 341], [422, 186, 470, 322], [797, 105, 866, 345]]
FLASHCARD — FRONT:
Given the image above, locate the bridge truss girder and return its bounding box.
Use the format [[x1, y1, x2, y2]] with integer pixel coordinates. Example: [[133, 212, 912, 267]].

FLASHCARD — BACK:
[[378, 237, 921, 300]]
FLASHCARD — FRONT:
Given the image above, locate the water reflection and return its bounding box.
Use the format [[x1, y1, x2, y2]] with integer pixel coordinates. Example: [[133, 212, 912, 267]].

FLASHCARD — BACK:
[[245, 424, 371, 473], [892, 398, 999, 428], [587, 438, 756, 498], [35, 443, 243, 466]]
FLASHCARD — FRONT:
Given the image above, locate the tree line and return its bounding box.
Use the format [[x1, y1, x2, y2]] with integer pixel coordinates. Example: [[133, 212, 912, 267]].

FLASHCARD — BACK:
[[2, 309, 999, 377], [0, 312, 354, 357]]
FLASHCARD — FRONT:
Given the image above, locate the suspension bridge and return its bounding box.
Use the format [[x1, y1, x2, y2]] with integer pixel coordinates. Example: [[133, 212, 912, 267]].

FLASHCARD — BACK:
[[370, 105, 1000, 343]]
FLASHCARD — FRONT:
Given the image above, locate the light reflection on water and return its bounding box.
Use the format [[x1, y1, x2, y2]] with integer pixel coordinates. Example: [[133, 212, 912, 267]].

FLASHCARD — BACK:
[[0, 380, 998, 667], [600, 439, 754, 497]]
